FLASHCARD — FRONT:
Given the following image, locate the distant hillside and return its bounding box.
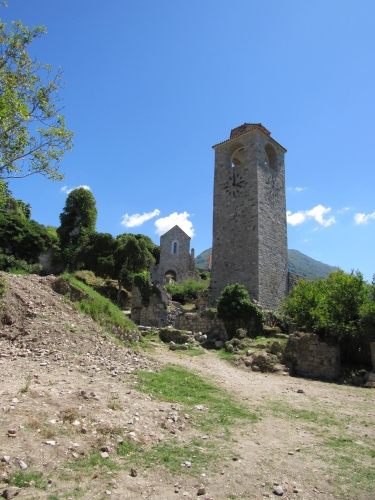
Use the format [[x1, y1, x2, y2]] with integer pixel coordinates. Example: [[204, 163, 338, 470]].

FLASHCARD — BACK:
[[195, 248, 338, 280]]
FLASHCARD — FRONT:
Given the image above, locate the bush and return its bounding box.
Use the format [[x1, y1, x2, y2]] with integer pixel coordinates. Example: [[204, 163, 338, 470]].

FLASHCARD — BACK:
[[281, 270, 375, 365], [165, 279, 208, 304], [0, 254, 42, 274], [216, 283, 264, 339]]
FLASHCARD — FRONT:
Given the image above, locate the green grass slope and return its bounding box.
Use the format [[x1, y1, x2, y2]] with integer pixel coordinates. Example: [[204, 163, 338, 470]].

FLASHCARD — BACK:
[[195, 248, 338, 280]]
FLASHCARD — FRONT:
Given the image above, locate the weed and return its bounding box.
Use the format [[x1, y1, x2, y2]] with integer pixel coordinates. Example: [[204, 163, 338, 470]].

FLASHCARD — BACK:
[[66, 452, 121, 474], [20, 375, 32, 394], [60, 407, 81, 424], [8, 470, 46, 489], [107, 395, 122, 411], [216, 349, 236, 360]]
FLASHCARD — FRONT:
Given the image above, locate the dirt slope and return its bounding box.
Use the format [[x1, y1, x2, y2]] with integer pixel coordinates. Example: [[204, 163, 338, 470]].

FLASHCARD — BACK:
[[0, 273, 374, 500]]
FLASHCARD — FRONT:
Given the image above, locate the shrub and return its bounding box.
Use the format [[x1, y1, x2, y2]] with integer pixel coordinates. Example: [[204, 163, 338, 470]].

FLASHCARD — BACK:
[[216, 283, 264, 339], [165, 279, 208, 304], [0, 254, 42, 274], [281, 270, 375, 366]]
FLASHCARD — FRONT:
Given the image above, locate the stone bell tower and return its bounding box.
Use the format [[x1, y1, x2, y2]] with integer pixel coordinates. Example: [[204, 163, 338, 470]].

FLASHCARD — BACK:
[[209, 123, 288, 310]]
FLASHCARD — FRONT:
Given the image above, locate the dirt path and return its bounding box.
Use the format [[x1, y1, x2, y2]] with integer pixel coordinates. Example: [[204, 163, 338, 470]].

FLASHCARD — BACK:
[[0, 273, 374, 500]]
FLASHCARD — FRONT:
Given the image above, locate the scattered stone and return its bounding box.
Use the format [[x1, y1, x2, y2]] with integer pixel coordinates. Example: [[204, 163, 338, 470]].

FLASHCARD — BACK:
[[293, 488, 299, 493], [297, 389, 304, 393], [101, 452, 109, 459], [295, 448, 301, 452], [288, 451, 294, 455], [18, 460, 27, 470], [101, 446, 111, 453], [7, 430, 17, 438], [185, 461, 191, 468], [232, 457, 238, 461], [72, 420, 81, 426], [197, 486, 206, 496], [1, 456, 10, 463], [44, 440, 56, 446], [273, 486, 284, 496], [130, 468, 137, 477], [2, 488, 21, 499]]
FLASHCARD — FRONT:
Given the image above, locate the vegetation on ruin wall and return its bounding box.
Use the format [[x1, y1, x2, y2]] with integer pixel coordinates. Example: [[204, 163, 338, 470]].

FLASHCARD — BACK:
[[165, 279, 209, 305], [133, 270, 160, 306], [281, 270, 375, 365], [216, 283, 264, 340]]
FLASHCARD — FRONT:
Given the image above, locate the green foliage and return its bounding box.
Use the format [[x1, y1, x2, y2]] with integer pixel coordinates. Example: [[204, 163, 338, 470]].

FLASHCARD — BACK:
[[165, 279, 208, 304], [281, 270, 375, 365], [216, 283, 264, 339], [60, 273, 137, 336], [133, 270, 160, 305], [0, 211, 56, 263], [56, 188, 98, 270], [57, 188, 97, 246], [8, 470, 46, 489], [0, 20, 73, 181], [0, 255, 42, 273]]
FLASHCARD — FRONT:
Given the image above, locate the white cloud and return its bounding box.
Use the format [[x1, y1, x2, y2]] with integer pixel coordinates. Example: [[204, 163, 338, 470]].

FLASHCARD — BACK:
[[61, 185, 91, 194], [287, 204, 336, 227], [295, 187, 306, 192], [337, 207, 350, 214], [121, 208, 160, 228], [155, 212, 195, 237], [354, 211, 375, 225]]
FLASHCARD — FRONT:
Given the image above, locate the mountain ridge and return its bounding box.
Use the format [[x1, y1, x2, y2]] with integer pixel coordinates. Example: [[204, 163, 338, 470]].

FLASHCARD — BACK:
[[195, 248, 338, 280]]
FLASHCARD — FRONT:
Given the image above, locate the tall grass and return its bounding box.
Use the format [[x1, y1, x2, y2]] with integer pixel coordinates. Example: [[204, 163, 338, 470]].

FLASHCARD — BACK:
[[60, 273, 137, 335]]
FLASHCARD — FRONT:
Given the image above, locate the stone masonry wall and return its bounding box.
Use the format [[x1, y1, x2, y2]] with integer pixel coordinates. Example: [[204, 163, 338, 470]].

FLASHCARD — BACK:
[[131, 286, 167, 328], [174, 310, 227, 340], [284, 332, 341, 381], [210, 126, 288, 310]]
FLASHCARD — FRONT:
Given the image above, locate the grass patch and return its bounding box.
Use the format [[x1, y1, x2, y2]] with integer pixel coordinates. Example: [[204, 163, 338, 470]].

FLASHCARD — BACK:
[[136, 365, 257, 429], [8, 470, 46, 489], [65, 452, 121, 474], [216, 349, 237, 360], [60, 273, 137, 335]]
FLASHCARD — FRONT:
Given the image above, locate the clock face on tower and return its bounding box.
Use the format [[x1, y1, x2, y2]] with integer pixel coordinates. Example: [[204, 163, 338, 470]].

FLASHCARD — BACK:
[[222, 170, 245, 197]]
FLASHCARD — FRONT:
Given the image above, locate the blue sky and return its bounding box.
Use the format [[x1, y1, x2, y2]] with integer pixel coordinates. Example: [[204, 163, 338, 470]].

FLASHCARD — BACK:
[[3, 1, 375, 281]]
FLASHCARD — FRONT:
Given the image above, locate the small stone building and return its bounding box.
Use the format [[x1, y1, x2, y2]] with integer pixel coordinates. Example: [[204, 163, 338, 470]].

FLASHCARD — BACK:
[[151, 225, 195, 285]]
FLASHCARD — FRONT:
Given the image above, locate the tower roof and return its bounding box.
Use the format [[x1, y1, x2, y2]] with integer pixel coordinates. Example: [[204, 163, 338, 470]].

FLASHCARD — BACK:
[[212, 123, 286, 152]]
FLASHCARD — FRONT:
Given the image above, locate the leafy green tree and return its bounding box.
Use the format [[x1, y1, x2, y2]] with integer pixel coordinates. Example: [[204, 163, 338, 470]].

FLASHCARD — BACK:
[[216, 283, 264, 339], [79, 232, 117, 279], [281, 270, 375, 365], [0, 211, 55, 262], [0, 20, 73, 180], [115, 234, 155, 290], [58, 188, 97, 246]]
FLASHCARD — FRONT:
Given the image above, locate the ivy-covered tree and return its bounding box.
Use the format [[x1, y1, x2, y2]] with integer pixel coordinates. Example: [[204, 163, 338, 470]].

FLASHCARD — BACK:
[[0, 20, 73, 181]]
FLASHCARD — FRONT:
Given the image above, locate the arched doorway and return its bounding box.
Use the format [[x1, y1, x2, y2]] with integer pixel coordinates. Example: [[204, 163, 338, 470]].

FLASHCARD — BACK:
[[165, 269, 177, 283]]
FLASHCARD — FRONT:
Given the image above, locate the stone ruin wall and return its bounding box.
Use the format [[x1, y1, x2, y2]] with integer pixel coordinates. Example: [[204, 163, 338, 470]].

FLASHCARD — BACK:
[[284, 332, 341, 381], [173, 311, 227, 340], [130, 286, 167, 328]]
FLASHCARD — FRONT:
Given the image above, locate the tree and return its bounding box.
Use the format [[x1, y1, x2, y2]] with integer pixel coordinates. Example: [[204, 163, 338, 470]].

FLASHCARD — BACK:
[[56, 188, 97, 270], [0, 20, 73, 181], [57, 188, 97, 246], [216, 283, 264, 339], [281, 270, 375, 365], [0, 211, 55, 262]]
